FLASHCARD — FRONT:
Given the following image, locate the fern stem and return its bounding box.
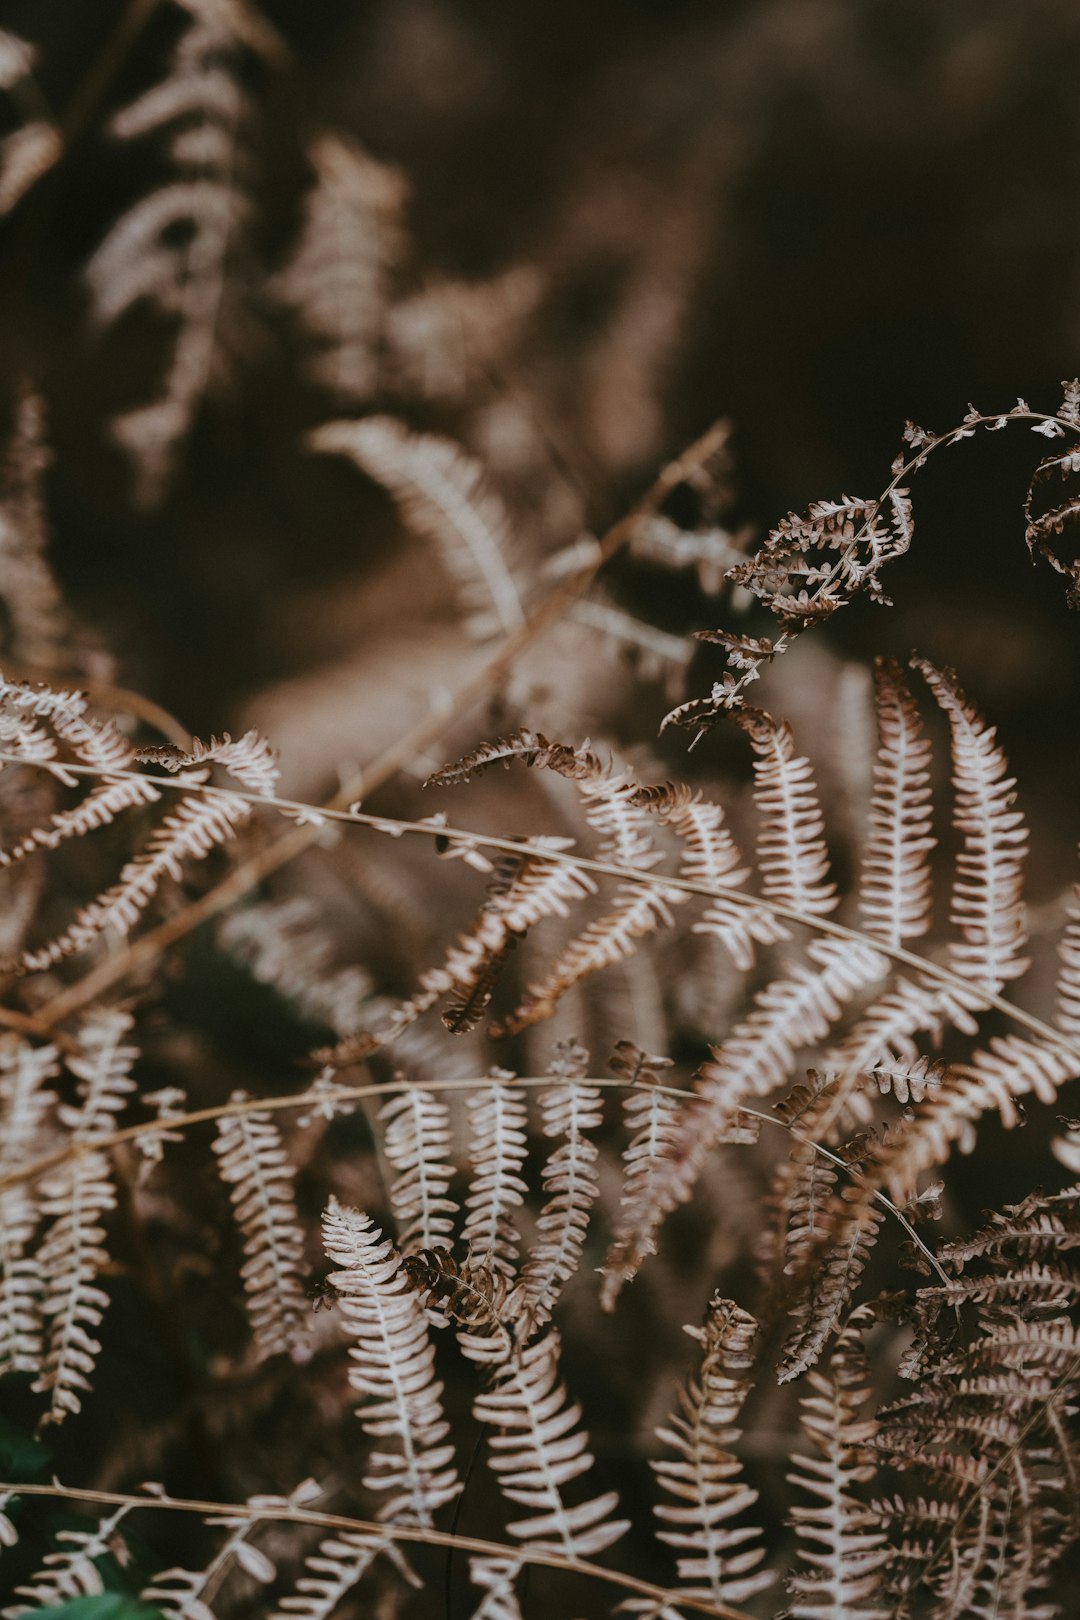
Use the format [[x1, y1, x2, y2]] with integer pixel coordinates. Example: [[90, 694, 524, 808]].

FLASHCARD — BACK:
[[10, 750, 1079, 1073], [0, 1073, 942, 1275], [0, 1480, 758, 1620]]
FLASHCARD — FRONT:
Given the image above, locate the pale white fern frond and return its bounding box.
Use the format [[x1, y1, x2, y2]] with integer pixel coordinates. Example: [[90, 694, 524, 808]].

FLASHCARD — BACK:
[[474, 1327, 628, 1558], [218, 898, 374, 1037], [0, 774, 161, 869], [142, 1485, 300, 1620], [642, 1296, 774, 1608], [5, 1499, 137, 1615], [599, 1043, 688, 1309], [494, 838, 598, 933], [0, 671, 134, 775], [271, 1532, 403, 1620], [914, 658, 1029, 991], [465, 1555, 526, 1620], [518, 1039, 603, 1334], [31, 1014, 138, 1423], [309, 416, 526, 639], [0, 388, 71, 668], [736, 706, 838, 919], [671, 794, 787, 971], [602, 936, 885, 1302], [0, 1038, 60, 1169], [85, 11, 260, 504], [274, 132, 408, 402], [786, 1308, 890, 1619], [859, 657, 936, 947], [322, 1199, 460, 1526], [0, 1040, 54, 1370], [213, 1094, 310, 1363], [18, 789, 251, 971], [379, 1083, 458, 1255], [462, 1076, 529, 1278], [386, 267, 539, 404]]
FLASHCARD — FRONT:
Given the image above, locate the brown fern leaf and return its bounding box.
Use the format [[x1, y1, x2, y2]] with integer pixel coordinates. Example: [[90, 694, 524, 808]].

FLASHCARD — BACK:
[[1024, 442, 1080, 608], [779, 1191, 884, 1384], [425, 730, 601, 788]]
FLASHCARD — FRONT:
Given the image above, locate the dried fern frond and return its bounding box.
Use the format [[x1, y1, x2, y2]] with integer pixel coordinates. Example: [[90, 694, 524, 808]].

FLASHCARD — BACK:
[[734, 706, 837, 920], [386, 267, 539, 404], [462, 1076, 529, 1279], [517, 1038, 603, 1335], [0, 389, 71, 667], [31, 1012, 138, 1423], [310, 417, 526, 639], [913, 657, 1029, 993], [273, 132, 407, 403], [213, 1094, 311, 1363], [786, 1305, 890, 1619], [875, 1184, 1080, 1615], [0, 1040, 59, 1379], [0, 32, 60, 218], [779, 1195, 884, 1384], [143, 1482, 318, 1620], [218, 897, 375, 1037], [321, 1199, 459, 1528], [473, 1327, 628, 1558], [378, 1081, 458, 1256], [135, 729, 280, 796], [636, 1295, 773, 1609], [402, 1246, 520, 1365], [16, 789, 252, 972], [85, 6, 265, 504], [5, 1497, 138, 1614], [599, 1042, 688, 1309], [859, 657, 936, 948]]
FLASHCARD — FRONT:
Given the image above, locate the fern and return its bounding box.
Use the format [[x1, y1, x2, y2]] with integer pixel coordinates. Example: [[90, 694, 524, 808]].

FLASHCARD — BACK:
[[31, 1013, 137, 1424], [636, 1295, 773, 1610], [84, 3, 267, 504], [310, 417, 526, 640], [213, 1095, 311, 1363]]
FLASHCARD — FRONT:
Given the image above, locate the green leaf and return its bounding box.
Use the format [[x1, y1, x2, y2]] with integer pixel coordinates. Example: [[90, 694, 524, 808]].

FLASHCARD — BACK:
[[0, 1414, 51, 1480], [32, 1597, 166, 1620]]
